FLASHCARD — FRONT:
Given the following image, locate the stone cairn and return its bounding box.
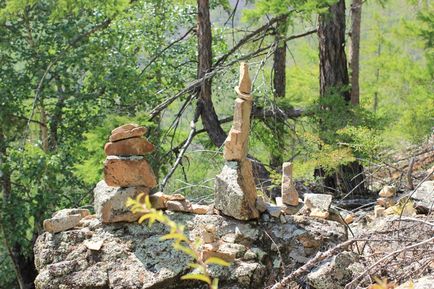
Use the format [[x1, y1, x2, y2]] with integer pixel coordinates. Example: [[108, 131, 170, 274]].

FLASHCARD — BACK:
[[214, 62, 259, 220], [375, 185, 396, 218]]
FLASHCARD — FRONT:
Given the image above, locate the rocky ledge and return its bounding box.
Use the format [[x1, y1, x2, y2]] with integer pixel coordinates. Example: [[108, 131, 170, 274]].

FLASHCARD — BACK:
[[34, 212, 346, 289]]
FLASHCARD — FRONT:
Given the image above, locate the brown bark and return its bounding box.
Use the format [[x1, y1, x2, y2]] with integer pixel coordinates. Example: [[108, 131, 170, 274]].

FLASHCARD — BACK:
[[272, 16, 288, 99], [48, 79, 66, 151], [350, 0, 362, 105], [317, 0, 365, 195], [318, 0, 350, 101], [39, 101, 49, 152], [196, 0, 226, 147]]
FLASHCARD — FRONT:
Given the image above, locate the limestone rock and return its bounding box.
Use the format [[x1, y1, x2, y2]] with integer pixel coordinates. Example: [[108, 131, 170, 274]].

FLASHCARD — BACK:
[[236, 62, 251, 95], [307, 252, 361, 289], [411, 181, 433, 211], [223, 98, 252, 161], [149, 192, 167, 209], [104, 156, 157, 188], [376, 197, 396, 208], [43, 214, 83, 233], [191, 204, 210, 215], [379, 185, 396, 197], [374, 205, 385, 218], [52, 208, 90, 219], [109, 123, 147, 142], [94, 180, 149, 223], [281, 162, 299, 206], [34, 213, 347, 289], [104, 137, 154, 156], [215, 160, 259, 220], [304, 193, 332, 212], [166, 200, 192, 213]]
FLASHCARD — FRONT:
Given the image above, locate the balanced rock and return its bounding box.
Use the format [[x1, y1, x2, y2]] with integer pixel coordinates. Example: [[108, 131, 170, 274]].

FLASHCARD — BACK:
[[281, 162, 299, 206], [109, 123, 147, 142], [215, 160, 259, 220], [104, 156, 157, 187], [379, 185, 396, 197], [223, 98, 252, 161], [104, 137, 154, 156], [94, 180, 149, 223], [234, 62, 252, 100]]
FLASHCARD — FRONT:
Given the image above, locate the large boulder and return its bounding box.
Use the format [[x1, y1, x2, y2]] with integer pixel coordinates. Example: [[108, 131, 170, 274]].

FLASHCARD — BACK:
[[411, 181, 433, 212], [34, 212, 347, 289]]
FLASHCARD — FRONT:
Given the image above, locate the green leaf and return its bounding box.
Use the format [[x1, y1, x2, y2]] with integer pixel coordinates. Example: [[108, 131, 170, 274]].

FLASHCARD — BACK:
[[204, 257, 230, 267], [181, 273, 211, 284]]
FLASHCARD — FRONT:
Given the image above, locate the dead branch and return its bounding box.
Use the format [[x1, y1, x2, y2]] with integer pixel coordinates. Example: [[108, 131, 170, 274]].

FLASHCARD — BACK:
[[344, 236, 434, 289], [269, 239, 358, 289]]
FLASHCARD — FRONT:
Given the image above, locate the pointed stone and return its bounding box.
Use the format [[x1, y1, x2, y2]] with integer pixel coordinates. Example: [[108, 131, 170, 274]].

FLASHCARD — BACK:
[[215, 160, 259, 220], [104, 137, 154, 156], [104, 156, 157, 188], [281, 162, 299, 206], [109, 124, 147, 142], [237, 62, 251, 94], [223, 98, 252, 161]]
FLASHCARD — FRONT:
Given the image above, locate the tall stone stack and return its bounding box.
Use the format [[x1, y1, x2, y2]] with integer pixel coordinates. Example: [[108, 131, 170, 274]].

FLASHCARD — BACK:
[[214, 63, 259, 220], [94, 124, 158, 223], [281, 162, 299, 206]]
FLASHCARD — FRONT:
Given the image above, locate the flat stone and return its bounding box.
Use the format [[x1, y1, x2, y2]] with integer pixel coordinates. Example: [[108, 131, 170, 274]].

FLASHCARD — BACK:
[[223, 98, 252, 161], [281, 162, 299, 206], [53, 208, 90, 219], [266, 204, 282, 218], [109, 124, 147, 142], [282, 203, 303, 215], [94, 180, 149, 223], [191, 204, 210, 215], [309, 208, 329, 219], [104, 156, 157, 188], [304, 193, 332, 212], [218, 242, 246, 259], [43, 214, 82, 233], [166, 200, 192, 213], [215, 160, 259, 220], [83, 239, 104, 251], [104, 137, 154, 156], [379, 185, 396, 197]]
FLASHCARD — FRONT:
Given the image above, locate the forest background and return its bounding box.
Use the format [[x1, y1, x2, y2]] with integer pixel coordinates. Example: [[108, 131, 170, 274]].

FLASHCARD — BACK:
[[0, 0, 432, 288]]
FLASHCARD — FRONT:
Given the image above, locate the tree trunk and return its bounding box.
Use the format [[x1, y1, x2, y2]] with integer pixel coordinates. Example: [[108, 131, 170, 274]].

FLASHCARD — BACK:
[[196, 0, 226, 147], [48, 79, 66, 151], [317, 0, 365, 196], [269, 16, 288, 169], [350, 0, 362, 105]]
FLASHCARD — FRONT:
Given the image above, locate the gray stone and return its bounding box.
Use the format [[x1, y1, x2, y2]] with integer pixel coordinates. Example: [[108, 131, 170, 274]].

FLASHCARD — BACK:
[[94, 180, 149, 223], [43, 214, 83, 233], [304, 193, 333, 212], [396, 275, 434, 289], [215, 160, 259, 220], [307, 252, 361, 289], [411, 181, 433, 211]]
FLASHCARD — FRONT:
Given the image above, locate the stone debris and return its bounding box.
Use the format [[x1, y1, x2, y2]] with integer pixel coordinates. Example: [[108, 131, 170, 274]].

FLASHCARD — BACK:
[[275, 196, 284, 207], [344, 214, 354, 224], [149, 191, 168, 209], [376, 197, 396, 208], [191, 204, 210, 215], [215, 160, 259, 220], [215, 63, 258, 220], [310, 208, 330, 219], [43, 214, 83, 233], [166, 199, 192, 213], [281, 162, 299, 206], [84, 239, 104, 251], [265, 203, 282, 218], [379, 185, 396, 197]]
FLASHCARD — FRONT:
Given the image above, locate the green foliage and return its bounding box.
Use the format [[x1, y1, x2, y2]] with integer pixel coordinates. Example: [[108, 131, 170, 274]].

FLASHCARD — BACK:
[[127, 194, 230, 289]]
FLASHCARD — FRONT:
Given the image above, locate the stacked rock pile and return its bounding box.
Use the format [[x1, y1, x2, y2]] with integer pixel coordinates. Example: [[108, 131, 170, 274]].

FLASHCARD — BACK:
[[214, 63, 259, 220], [374, 185, 396, 218]]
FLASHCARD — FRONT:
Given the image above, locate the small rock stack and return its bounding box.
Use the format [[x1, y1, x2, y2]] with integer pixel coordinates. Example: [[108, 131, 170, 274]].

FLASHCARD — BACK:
[[214, 63, 259, 220], [375, 185, 396, 218], [95, 123, 157, 223]]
